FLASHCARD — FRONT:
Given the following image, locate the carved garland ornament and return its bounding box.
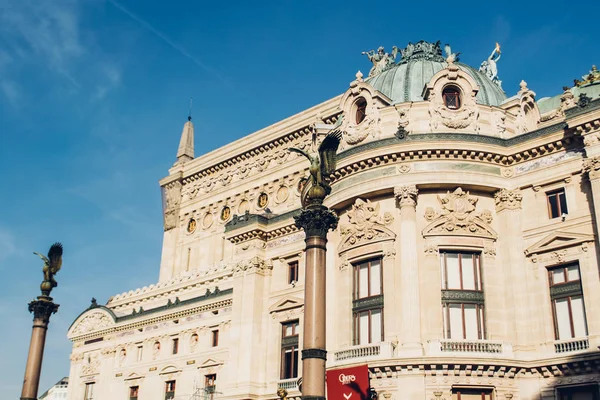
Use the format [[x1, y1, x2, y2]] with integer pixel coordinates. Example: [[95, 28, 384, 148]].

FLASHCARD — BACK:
[[582, 157, 600, 180], [233, 257, 273, 275]]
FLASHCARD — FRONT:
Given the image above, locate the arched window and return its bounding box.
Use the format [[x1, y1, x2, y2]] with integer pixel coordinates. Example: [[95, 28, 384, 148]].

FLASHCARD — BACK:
[[354, 98, 367, 124], [443, 86, 461, 110]]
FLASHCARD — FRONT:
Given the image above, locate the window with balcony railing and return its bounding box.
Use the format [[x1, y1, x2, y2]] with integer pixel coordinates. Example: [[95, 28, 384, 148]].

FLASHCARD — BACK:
[[353, 258, 384, 345], [440, 251, 486, 340], [549, 263, 588, 340]]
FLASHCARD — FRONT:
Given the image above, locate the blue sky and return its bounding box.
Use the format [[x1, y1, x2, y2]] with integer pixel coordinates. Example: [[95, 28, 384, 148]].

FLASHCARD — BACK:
[[0, 0, 595, 396]]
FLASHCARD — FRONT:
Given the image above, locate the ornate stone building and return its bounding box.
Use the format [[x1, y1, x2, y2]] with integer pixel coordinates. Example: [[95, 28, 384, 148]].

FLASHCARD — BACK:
[[67, 41, 600, 400]]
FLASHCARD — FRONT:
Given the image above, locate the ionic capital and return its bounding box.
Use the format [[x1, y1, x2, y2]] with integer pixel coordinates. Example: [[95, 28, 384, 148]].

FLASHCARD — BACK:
[[494, 188, 523, 212], [582, 156, 600, 180], [394, 185, 418, 208]]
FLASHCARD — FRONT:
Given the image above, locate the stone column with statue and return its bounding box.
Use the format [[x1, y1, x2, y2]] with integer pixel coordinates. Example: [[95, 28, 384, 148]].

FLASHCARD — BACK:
[[289, 130, 342, 400], [20, 243, 63, 400]]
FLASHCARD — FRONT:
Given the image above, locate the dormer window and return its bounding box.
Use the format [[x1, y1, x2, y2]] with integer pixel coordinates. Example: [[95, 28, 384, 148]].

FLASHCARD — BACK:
[[354, 98, 367, 124], [443, 86, 461, 110]]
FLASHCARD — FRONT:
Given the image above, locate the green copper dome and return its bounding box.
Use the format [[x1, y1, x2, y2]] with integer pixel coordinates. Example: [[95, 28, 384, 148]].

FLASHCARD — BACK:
[[364, 41, 507, 106]]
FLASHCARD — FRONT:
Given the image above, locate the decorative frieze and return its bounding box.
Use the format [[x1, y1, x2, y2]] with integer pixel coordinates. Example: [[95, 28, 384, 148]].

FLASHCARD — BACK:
[[234, 257, 273, 276], [394, 185, 418, 208], [494, 189, 523, 212]]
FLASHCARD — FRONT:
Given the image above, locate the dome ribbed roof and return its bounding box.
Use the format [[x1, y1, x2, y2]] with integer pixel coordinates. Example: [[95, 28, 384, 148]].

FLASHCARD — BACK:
[[364, 41, 506, 106]]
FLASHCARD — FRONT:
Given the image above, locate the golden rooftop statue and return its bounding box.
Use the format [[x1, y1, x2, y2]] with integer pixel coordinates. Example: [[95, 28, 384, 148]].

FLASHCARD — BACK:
[[34, 242, 63, 296]]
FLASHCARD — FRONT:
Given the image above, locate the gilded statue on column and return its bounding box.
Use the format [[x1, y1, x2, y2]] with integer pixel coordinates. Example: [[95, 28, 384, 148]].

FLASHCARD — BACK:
[[34, 242, 63, 296]]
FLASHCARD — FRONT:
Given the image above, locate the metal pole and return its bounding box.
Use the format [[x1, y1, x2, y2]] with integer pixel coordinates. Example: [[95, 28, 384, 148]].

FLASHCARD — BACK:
[[20, 296, 59, 400], [294, 205, 338, 400]]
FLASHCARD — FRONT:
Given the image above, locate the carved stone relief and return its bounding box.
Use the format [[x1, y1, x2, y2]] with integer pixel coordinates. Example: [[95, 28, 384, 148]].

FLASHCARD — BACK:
[[234, 257, 273, 276], [422, 188, 497, 239], [494, 189, 523, 212], [163, 181, 182, 231], [81, 351, 101, 376], [72, 312, 113, 335], [339, 199, 395, 252]]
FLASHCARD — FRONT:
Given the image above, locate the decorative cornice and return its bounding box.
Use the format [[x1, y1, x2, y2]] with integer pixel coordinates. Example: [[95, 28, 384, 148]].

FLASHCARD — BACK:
[[294, 207, 339, 238], [179, 114, 340, 188], [494, 189, 523, 212], [394, 185, 418, 208]]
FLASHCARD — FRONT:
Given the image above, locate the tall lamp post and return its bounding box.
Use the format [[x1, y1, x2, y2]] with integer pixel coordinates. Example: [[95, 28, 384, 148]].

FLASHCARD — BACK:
[[290, 130, 342, 400], [20, 243, 63, 400]]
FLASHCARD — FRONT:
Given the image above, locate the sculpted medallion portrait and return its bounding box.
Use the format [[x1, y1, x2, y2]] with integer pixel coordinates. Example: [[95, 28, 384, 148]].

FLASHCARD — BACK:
[[257, 192, 269, 209], [221, 206, 231, 221], [187, 218, 196, 233]]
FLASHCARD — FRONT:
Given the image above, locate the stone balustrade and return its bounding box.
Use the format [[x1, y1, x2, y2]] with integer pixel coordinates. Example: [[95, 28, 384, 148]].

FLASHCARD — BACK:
[[277, 378, 299, 391], [554, 337, 589, 353], [333, 342, 396, 364], [427, 339, 512, 356]]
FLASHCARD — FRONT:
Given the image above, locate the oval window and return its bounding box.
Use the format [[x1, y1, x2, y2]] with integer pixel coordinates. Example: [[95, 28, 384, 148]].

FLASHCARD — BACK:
[[443, 86, 461, 110], [354, 98, 367, 124]]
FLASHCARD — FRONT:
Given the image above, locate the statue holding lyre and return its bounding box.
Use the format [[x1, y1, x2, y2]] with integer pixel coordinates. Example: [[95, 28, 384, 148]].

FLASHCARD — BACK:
[[34, 242, 63, 296]]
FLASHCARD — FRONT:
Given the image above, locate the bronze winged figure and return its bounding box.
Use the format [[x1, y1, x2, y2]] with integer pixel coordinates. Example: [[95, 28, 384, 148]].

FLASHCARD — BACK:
[[289, 130, 342, 207], [34, 242, 63, 295]]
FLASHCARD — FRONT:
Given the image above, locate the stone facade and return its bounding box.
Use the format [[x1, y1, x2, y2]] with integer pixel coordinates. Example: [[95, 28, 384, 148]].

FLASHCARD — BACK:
[[67, 42, 600, 400]]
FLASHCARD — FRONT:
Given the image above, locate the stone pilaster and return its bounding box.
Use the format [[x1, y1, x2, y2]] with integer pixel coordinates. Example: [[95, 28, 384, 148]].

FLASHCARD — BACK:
[[583, 157, 600, 243], [294, 206, 338, 400], [394, 185, 422, 354], [21, 296, 59, 400], [494, 189, 531, 351]]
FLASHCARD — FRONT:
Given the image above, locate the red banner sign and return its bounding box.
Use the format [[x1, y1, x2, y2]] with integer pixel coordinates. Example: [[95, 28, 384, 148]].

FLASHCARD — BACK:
[[326, 365, 369, 400]]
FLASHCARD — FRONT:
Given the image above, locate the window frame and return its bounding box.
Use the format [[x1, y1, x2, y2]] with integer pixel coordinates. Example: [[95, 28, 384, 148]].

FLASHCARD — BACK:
[[546, 188, 568, 219], [211, 330, 219, 347], [280, 320, 300, 379], [353, 258, 383, 300], [129, 386, 139, 400], [288, 261, 299, 284], [84, 382, 95, 400], [443, 85, 462, 110], [440, 251, 486, 340], [165, 380, 176, 400], [352, 257, 384, 345], [172, 338, 179, 355], [548, 263, 588, 340], [354, 98, 368, 125]]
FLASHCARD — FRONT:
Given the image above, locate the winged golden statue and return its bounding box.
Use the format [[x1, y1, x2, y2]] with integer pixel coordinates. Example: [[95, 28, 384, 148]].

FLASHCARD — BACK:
[[289, 129, 342, 207], [34, 242, 63, 295]]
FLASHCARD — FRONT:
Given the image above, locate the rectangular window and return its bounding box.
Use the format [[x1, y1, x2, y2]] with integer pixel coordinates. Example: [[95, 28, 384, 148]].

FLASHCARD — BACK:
[[281, 320, 299, 379], [129, 386, 139, 400], [440, 251, 485, 340], [452, 388, 493, 400], [136, 345, 143, 362], [549, 263, 588, 340], [84, 383, 95, 400], [354, 308, 383, 345], [165, 381, 176, 400], [205, 374, 217, 390], [440, 252, 482, 291], [172, 338, 179, 355], [558, 385, 600, 400], [353, 258, 382, 299], [352, 257, 384, 345], [212, 330, 219, 347], [547, 189, 568, 219], [288, 261, 299, 284]]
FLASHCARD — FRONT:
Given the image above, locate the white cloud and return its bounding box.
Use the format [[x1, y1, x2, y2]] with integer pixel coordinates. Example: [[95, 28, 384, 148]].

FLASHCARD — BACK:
[[0, 0, 121, 105]]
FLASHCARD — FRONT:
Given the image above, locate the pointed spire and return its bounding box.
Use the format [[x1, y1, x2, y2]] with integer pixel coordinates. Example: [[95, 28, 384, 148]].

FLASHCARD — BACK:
[[174, 116, 194, 165]]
